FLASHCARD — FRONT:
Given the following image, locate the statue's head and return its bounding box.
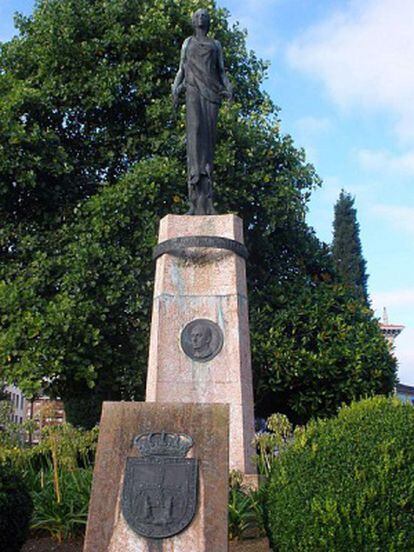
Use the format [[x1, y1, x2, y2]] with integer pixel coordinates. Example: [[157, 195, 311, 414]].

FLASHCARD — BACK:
[[190, 323, 212, 353], [192, 8, 211, 32]]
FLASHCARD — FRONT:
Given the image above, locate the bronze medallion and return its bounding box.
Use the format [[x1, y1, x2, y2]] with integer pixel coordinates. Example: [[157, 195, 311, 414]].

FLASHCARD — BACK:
[[181, 319, 224, 362], [121, 432, 198, 539]]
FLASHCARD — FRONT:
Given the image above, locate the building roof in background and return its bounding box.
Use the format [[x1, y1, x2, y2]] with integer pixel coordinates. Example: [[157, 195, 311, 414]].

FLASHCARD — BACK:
[[396, 383, 414, 394]]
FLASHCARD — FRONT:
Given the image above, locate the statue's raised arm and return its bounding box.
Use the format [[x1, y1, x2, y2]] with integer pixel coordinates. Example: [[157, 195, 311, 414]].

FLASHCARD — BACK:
[[172, 9, 232, 215]]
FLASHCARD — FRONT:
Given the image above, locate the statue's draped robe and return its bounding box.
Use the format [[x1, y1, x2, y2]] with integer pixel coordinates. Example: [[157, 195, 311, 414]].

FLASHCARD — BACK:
[[184, 37, 223, 186]]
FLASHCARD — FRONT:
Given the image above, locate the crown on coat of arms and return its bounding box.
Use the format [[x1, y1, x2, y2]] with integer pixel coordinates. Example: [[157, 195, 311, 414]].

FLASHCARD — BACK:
[[134, 431, 193, 458]]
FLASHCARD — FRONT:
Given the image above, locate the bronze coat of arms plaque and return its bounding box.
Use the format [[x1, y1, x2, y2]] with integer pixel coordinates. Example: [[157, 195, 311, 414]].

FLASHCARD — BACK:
[[121, 432, 198, 539]]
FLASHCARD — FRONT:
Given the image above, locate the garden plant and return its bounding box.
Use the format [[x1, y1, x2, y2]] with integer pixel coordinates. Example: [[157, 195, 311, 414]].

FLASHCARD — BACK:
[[228, 470, 266, 542], [0, 423, 97, 544], [266, 396, 414, 551], [0, 464, 33, 552]]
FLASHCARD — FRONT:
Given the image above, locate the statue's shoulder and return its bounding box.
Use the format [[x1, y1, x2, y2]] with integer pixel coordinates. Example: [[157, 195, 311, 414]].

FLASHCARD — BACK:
[[214, 39, 223, 50], [182, 36, 192, 50], [180, 36, 192, 61]]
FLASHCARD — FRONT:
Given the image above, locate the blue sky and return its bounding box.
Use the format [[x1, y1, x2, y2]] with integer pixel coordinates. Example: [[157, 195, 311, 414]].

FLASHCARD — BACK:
[[2, 0, 413, 383]]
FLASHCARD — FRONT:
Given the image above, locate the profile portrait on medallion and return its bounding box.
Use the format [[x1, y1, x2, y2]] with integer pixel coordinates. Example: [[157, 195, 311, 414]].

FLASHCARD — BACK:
[[181, 319, 224, 362]]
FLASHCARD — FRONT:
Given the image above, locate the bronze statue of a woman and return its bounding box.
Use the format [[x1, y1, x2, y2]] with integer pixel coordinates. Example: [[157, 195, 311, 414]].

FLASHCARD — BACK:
[[172, 9, 233, 215]]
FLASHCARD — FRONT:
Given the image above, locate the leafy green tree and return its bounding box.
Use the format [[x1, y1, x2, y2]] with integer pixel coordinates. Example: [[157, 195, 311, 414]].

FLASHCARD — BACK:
[[332, 190, 369, 302], [0, 397, 13, 431], [0, 0, 323, 425], [0, 466, 33, 552], [253, 283, 396, 425], [0, 0, 273, 229], [0, 386, 12, 432], [0, 0, 395, 426], [0, 385, 9, 402]]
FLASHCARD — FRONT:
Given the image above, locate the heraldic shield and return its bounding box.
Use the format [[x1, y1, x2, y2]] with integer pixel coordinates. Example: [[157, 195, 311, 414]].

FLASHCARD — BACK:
[[121, 432, 198, 539]]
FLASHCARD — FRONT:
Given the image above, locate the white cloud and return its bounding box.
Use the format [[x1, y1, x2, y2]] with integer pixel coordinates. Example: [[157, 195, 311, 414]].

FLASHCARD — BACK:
[[287, 0, 414, 142], [295, 116, 332, 136], [358, 149, 414, 175], [372, 204, 414, 236], [372, 289, 414, 311]]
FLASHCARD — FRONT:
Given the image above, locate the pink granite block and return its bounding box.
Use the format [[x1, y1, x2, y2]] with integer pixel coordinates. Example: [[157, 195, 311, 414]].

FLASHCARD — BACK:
[[84, 402, 229, 552], [147, 215, 257, 477], [159, 214, 244, 243]]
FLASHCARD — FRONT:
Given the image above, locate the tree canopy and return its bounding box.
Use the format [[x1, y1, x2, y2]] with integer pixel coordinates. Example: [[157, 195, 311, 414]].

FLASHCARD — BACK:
[[332, 190, 369, 302], [253, 283, 396, 425], [0, 0, 395, 426]]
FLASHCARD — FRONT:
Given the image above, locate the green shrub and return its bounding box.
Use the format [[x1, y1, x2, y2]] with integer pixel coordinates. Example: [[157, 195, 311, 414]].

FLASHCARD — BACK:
[[63, 389, 106, 429], [0, 465, 33, 551], [266, 396, 414, 551], [254, 413, 293, 478], [0, 423, 98, 472], [29, 464, 92, 542], [0, 423, 97, 542], [24, 425, 96, 542], [228, 470, 266, 541]]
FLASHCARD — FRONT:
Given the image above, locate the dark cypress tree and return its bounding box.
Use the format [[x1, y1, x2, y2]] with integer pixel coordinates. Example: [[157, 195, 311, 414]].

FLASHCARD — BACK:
[[332, 190, 369, 302]]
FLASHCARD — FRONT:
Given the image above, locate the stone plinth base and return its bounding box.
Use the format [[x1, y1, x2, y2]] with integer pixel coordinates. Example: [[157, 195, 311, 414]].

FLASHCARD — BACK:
[[229, 538, 271, 552], [146, 215, 256, 476], [84, 402, 229, 552]]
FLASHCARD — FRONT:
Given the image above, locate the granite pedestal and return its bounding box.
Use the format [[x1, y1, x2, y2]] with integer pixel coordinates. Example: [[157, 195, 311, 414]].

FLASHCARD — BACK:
[[84, 402, 229, 552], [146, 215, 256, 477]]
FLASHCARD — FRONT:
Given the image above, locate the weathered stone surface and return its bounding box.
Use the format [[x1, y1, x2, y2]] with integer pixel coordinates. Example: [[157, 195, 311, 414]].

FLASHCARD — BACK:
[[229, 538, 271, 552], [84, 402, 229, 552], [146, 215, 257, 476]]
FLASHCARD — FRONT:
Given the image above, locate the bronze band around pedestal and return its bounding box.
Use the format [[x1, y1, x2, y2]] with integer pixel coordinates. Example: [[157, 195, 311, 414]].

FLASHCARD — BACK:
[[153, 236, 249, 261]]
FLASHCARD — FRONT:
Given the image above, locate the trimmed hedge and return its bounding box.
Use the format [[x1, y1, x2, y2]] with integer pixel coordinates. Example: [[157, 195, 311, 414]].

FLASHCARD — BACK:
[[266, 396, 414, 551], [0, 465, 33, 551]]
